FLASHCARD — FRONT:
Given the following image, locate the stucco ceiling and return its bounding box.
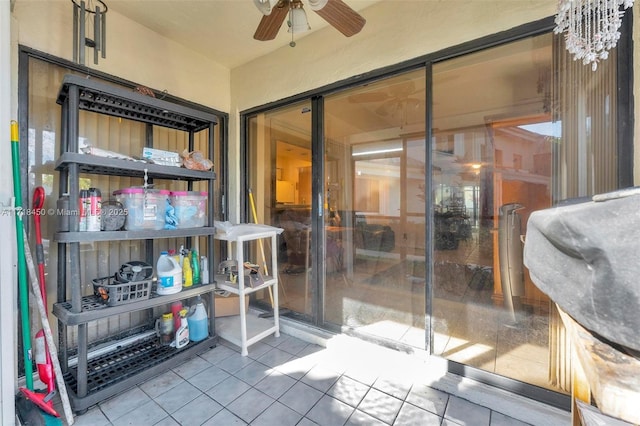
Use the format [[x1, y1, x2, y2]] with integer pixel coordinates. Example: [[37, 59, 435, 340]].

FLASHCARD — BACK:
[[107, 0, 382, 69]]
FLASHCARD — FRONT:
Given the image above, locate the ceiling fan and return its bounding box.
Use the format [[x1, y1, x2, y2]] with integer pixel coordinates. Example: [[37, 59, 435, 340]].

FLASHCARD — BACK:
[[348, 79, 425, 117], [253, 0, 366, 42]]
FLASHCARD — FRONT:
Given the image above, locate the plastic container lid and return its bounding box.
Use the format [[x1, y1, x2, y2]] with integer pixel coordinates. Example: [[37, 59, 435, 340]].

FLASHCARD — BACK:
[[113, 188, 170, 195], [169, 190, 208, 196], [160, 251, 168, 255]]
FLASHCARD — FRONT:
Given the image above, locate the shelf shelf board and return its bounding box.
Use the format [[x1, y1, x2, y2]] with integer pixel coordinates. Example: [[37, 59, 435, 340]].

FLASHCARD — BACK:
[[63, 334, 218, 414], [216, 276, 276, 296], [53, 283, 217, 325], [54, 226, 215, 243], [216, 314, 277, 352], [58, 74, 218, 132], [55, 152, 215, 181]]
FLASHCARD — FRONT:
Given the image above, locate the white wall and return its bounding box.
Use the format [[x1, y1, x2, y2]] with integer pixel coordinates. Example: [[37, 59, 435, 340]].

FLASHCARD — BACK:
[[1, 2, 17, 424]]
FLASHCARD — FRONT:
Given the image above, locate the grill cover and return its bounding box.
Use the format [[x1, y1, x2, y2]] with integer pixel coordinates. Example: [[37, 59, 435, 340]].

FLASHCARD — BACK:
[[523, 188, 640, 352]]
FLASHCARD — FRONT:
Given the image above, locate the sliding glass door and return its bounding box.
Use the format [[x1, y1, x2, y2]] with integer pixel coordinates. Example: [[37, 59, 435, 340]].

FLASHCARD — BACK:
[[431, 31, 620, 393], [247, 101, 314, 317], [244, 24, 628, 402], [322, 70, 426, 344]]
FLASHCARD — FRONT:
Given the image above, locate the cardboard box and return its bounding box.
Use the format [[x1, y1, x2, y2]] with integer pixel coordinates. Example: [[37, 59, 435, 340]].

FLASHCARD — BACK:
[[214, 293, 249, 317]]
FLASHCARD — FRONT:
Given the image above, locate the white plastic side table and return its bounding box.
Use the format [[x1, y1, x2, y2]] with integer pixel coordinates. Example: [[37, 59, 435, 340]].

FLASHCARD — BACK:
[[215, 226, 280, 356]]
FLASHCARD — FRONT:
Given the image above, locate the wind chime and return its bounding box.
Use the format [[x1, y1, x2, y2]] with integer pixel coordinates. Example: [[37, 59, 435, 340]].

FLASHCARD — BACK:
[[554, 0, 634, 71], [71, 0, 107, 65]]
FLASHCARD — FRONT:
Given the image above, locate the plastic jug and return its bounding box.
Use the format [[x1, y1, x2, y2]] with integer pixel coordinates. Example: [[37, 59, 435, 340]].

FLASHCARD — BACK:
[[187, 296, 209, 342], [156, 251, 182, 295]]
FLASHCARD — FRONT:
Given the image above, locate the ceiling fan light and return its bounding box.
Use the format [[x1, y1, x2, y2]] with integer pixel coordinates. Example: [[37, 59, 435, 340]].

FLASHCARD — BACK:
[[307, 0, 329, 11], [288, 7, 310, 34], [254, 0, 280, 16]]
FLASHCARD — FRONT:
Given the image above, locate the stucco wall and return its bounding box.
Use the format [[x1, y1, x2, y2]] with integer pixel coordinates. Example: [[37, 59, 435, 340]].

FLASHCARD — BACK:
[[12, 0, 230, 111]]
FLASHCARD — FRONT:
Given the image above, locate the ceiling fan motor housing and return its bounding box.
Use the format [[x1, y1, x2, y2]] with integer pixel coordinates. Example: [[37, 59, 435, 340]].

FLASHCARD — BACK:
[[254, 0, 280, 15]]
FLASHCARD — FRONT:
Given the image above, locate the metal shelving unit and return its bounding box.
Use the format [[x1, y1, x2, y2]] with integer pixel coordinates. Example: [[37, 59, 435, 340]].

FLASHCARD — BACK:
[[53, 74, 219, 413]]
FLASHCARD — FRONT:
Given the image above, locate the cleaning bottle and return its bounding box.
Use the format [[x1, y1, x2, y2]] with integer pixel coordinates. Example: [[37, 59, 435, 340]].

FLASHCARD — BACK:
[[200, 256, 209, 284], [174, 308, 189, 349], [156, 251, 182, 295], [191, 248, 201, 285], [171, 301, 183, 332], [183, 254, 193, 287], [179, 245, 186, 269], [187, 296, 209, 342]]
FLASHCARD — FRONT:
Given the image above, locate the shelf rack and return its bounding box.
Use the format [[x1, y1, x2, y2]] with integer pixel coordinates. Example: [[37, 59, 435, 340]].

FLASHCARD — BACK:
[[53, 74, 219, 413]]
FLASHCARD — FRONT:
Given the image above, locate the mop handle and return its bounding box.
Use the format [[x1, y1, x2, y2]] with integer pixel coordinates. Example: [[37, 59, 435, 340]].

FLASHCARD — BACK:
[[248, 189, 269, 276], [11, 121, 34, 391], [248, 189, 274, 307]]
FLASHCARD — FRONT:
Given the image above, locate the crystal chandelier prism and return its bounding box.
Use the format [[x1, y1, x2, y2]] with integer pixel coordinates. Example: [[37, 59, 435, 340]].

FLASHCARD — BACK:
[[554, 0, 633, 71]]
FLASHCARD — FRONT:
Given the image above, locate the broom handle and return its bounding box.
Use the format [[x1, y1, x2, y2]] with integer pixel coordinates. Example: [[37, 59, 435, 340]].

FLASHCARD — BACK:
[[248, 189, 274, 307], [11, 121, 33, 391], [23, 231, 74, 425]]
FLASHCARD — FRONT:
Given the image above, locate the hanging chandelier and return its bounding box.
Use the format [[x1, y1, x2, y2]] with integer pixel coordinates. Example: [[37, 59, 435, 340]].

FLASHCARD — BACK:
[[554, 0, 633, 71], [71, 0, 107, 66]]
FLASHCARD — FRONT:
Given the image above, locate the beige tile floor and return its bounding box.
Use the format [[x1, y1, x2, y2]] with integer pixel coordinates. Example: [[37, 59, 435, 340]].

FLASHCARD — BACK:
[[57, 315, 570, 426]]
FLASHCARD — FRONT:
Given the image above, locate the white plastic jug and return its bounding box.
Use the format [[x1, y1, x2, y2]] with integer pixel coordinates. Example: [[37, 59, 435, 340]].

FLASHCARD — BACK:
[[156, 251, 182, 295], [187, 296, 209, 342]]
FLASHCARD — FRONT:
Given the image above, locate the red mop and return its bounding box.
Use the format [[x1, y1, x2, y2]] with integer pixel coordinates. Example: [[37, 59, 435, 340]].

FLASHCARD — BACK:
[[26, 187, 57, 410]]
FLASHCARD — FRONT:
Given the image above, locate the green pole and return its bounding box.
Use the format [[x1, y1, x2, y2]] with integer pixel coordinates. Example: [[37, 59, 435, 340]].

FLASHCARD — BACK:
[[11, 120, 33, 390]]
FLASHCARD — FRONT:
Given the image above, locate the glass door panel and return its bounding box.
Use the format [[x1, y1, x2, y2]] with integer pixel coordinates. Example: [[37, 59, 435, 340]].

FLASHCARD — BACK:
[[431, 32, 619, 393], [432, 34, 557, 390], [323, 69, 426, 347], [248, 101, 313, 317]]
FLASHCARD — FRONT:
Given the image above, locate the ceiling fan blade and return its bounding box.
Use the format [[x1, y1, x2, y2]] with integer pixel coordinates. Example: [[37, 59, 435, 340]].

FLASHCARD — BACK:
[[312, 0, 366, 37], [254, 3, 289, 41]]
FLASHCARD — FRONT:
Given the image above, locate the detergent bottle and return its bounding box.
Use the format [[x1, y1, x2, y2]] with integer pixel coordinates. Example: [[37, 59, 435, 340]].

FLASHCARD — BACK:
[[191, 249, 201, 285], [183, 254, 193, 287], [174, 308, 189, 349], [187, 296, 209, 342]]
